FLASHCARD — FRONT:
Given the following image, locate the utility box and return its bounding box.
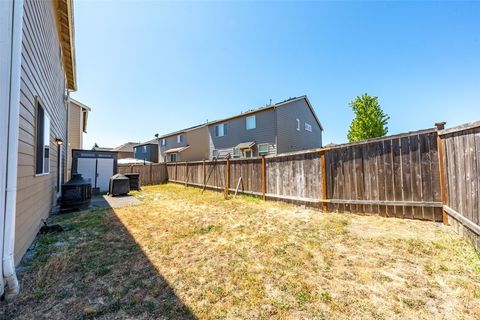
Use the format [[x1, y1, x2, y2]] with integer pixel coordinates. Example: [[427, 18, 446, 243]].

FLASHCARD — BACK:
[[124, 173, 140, 191], [109, 174, 130, 196]]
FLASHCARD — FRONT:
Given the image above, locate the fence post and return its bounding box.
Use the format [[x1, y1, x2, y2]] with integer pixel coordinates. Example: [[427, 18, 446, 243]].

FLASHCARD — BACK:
[[320, 150, 328, 212], [225, 157, 230, 197], [185, 161, 188, 186], [149, 163, 153, 185], [175, 162, 177, 181], [261, 155, 266, 201], [202, 160, 206, 190], [435, 122, 448, 224]]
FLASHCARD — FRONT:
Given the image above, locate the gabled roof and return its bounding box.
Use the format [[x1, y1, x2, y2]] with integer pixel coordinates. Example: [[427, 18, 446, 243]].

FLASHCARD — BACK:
[[54, 0, 76, 91], [112, 142, 138, 152], [208, 95, 324, 131], [165, 146, 190, 153]]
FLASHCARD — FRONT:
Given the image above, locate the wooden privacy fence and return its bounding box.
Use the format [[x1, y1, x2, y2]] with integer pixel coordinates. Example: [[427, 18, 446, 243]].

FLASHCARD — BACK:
[[118, 163, 168, 186], [166, 127, 444, 222], [438, 121, 480, 250]]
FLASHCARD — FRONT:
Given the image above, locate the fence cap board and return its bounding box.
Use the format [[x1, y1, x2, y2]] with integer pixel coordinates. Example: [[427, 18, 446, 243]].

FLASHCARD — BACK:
[[438, 120, 480, 136]]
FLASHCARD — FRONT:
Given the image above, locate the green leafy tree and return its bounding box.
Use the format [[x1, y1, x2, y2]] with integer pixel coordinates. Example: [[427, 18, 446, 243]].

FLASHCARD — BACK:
[[347, 93, 390, 142]]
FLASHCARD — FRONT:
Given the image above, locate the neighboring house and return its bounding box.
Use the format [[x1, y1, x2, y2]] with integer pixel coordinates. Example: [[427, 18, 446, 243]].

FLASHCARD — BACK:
[[134, 142, 159, 163], [112, 142, 138, 159], [158, 125, 209, 162], [208, 96, 323, 159], [67, 99, 90, 179], [0, 0, 77, 297]]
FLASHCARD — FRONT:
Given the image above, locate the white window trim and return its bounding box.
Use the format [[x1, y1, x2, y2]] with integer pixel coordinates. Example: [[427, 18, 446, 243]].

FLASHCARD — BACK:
[[35, 102, 50, 176], [216, 123, 227, 137], [258, 143, 269, 155], [305, 122, 312, 132], [296, 118, 300, 131], [161, 138, 166, 147], [212, 149, 219, 158], [246, 115, 256, 130], [232, 147, 240, 158], [177, 135, 183, 143]]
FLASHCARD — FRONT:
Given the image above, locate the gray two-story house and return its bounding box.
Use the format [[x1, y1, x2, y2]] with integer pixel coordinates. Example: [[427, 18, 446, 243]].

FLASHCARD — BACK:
[[158, 124, 209, 162], [208, 96, 323, 159]]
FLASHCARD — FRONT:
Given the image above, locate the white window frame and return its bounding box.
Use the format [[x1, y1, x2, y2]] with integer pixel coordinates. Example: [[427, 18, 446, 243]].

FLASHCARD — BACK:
[[258, 143, 269, 156], [161, 138, 166, 147], [246, 115, 256, 130], [212, 149, 219, 158], [177, 135, 183, 143], [170, 153, 177, 162], [142, 145, 147, 152], [232, 147, 240, 158], [305, 122, 312, 132], [296, 118, 300, 131], [35, 101, 50, 175], [215, 123, 227, 137]]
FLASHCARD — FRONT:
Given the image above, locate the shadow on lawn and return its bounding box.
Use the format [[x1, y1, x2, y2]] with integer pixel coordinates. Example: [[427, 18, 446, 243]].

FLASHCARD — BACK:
[[1, 205, 196, 319]]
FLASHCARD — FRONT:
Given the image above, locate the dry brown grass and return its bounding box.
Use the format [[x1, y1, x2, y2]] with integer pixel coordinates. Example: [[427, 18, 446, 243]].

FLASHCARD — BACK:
[[2, 183, 480, 319]]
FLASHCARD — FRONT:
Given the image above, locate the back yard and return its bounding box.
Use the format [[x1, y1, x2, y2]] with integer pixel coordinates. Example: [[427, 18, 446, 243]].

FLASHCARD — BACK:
[[2, 184, 480, 319]]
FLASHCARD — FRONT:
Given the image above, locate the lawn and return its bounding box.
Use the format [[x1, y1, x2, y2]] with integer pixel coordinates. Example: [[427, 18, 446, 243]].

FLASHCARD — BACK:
[[2, 183, 480, 319]]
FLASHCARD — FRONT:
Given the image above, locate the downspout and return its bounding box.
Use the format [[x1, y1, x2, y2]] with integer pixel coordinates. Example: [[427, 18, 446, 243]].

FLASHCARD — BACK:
[[3, 0, 24, 299], [65, 92, 70, 179]]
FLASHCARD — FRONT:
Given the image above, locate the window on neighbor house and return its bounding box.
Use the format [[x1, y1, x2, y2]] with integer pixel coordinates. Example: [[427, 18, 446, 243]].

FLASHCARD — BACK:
[[161, 139, 166, 147], [296, 118, 300, 131], [215, 123, 227, 137], [258, 144, 269, 156], [35, 102, 50, 175], [170, 153, 177, 162], [142, 145, 147, 152], [232, 147, 240, 158], [305, 122, 312, 132], [212, 150, 219, 158], [246, 115, 256, 130], [177, 135, 183, 143]]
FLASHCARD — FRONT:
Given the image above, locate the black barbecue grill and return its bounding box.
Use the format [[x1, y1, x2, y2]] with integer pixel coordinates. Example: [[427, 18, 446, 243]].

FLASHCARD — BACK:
[[61, 174, 92, 211], [109, 174, 130, 196]]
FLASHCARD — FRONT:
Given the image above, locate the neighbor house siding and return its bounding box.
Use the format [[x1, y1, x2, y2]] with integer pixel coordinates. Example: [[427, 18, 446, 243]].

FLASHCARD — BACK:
[[276, 99, 322, 154], [180, 126, 210, 161], [67, 102, 82, 179], [208, 109, 277, 158], [15, 0, 68, 264], [159, 132, 188, 162]]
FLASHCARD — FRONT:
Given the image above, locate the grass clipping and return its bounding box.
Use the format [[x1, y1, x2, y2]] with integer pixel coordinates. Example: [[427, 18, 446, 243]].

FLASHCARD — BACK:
[[3, 183, 480, 319]]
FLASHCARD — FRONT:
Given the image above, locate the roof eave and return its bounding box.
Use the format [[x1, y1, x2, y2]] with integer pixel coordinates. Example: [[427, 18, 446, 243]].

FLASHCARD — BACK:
[[54, 0, 76, 91]]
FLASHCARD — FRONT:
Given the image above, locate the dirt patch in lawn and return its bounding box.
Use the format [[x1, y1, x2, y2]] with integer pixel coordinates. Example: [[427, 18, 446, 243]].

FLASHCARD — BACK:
[[2, 183, 480, 319]]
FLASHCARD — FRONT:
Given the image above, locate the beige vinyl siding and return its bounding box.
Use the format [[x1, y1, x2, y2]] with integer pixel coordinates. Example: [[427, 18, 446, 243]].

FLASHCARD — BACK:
[[15, 0, 68, 264], [181, 126, 210, 161], [67, 103, 82, 178]]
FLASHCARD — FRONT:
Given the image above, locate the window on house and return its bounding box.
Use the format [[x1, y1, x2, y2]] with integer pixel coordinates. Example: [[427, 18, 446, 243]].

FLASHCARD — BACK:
[[215, 123, 227, 137], [161, 139, 166, 147], [212, 149, 219, 158], [246, 115, 256, 130], [296, 118, 300, 131], [142, 145, 147, 152], [35, 102, 50, 175], [258, 143, 269, 156], [170, 153, 177, 162], [305, 122, 312, 132], [232, 147, 240, 158], [177, 135, 183, 143]]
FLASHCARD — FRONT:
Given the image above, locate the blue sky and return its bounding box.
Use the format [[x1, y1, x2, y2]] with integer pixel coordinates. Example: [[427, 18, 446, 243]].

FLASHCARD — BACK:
[[71, 1, 480, 149]]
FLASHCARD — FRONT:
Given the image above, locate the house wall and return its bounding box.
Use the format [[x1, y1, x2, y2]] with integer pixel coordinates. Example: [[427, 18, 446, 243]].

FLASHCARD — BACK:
[[67, 102, 82, 178], [134, 144, 159, 163], [159, 133, 188, 162], [117, 151, 134, 159], [208, 109, 277, 159], [16, 0, 68, 263], [180, 126, 209, 161], [276, 98, 322, 154]]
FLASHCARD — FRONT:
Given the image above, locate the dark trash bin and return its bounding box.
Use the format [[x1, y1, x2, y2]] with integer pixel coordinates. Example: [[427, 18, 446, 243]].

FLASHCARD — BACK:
[[61, 174, 92, 211], [109, 174, 130, 196], [124, 173, 140, 191]]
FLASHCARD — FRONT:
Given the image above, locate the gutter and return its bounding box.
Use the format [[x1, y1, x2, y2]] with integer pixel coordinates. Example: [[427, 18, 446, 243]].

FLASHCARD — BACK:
[[2, 0, 24, 299]]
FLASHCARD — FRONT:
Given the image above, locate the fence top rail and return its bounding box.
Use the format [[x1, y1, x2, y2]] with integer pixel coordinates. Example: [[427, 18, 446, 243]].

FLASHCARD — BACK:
[[438, 120, 480, 136], [118, 163, 165, 168]]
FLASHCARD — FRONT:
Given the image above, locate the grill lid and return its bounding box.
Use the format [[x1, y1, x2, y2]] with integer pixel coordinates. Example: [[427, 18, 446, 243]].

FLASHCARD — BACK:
[[111, 173, 129, 181], [63, 173, 90, 186]]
